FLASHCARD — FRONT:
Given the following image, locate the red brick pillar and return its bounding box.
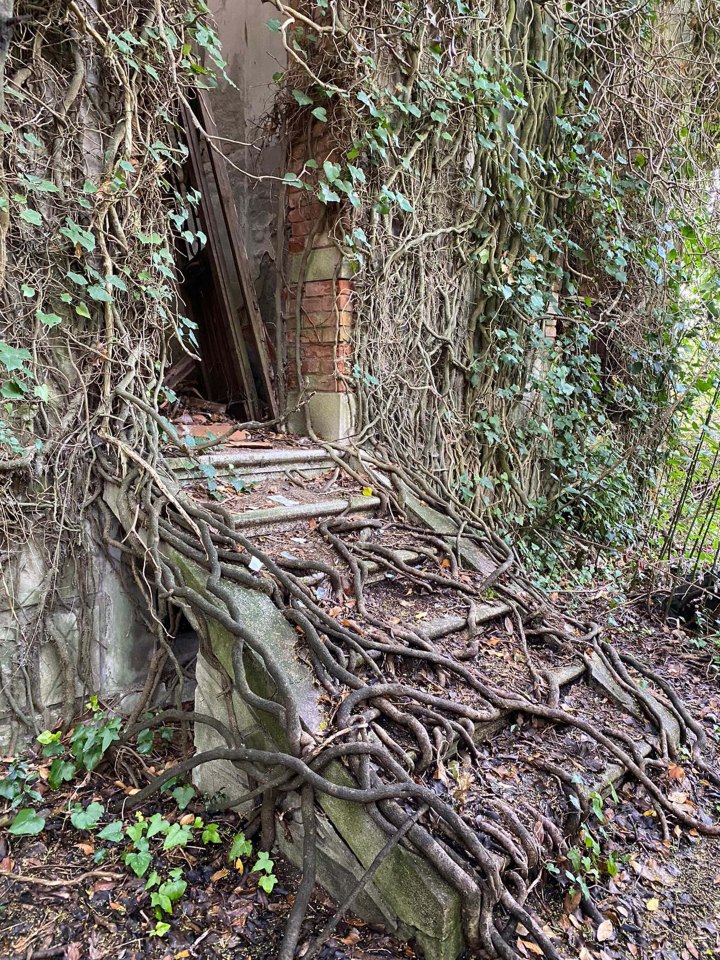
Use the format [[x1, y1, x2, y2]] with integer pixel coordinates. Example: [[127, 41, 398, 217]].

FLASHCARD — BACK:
[[283, 122, 356, 440]]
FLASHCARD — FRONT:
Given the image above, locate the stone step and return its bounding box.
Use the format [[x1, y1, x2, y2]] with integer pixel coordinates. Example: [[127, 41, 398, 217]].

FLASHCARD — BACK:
[[169, 446, 336, 484], [416, 604, 511, 641], [230, 494, 381, 533]]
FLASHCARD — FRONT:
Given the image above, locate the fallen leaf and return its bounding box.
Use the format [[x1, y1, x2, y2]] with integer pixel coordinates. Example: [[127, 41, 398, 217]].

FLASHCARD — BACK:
[[668, 791, 688, 804], [340, 929, 361, 946], [519, 939, 543, 956], [211, 867, 229, 883], [668, 763, 685, 780], [646, 898, 660, 912], [597, 919, 614, 942], [180, 813, 195, 826], [66, 944, 81, 960], [75, 842, 95, 856]]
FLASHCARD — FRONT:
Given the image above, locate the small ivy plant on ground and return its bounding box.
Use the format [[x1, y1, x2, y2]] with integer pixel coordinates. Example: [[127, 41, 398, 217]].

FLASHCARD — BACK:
[[1, 711, 278, 939]]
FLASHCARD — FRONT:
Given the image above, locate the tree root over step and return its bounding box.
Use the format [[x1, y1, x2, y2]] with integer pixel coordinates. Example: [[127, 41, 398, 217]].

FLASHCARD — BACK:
[[103, 454, 720, 960]]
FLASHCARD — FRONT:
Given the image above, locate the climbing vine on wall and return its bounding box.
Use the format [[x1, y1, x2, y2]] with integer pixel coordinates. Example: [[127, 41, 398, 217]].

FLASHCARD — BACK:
[[271, 0, 720, 550], [0, 0, 225, 718]]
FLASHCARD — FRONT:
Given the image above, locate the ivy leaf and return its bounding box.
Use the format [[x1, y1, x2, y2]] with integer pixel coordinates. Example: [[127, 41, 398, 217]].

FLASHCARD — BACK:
[[124, 850, 152, 877], [172, 784, 195, 811], [23, 131, 43, 148], [229, 831, 253, 861], [67, 271, 87, 286], [147, 812, 170, 839], [87, 284, 112, 303], [33, 383, 51, 403], [75, 302, 91, 319], [163, 823, 192, 850], [202, 823, 222, 844], [9, 808, 45, 836], [106, 274, 128, 292], [252, 851, 274, 874], [347, 164, 366, 184], [70, 801, 104, 830], [322, 160, 341, 183], [318, 182, 341, 204], [311, 107, 328, 122], [151, 891, 173, 914], [1, 380, 26, 399], [292, 90, 313, 106], [97, 820, 124, 843], [36, 309, 63, 327], [23, 175, 59, 193], [159, 877, 187, 902], [282, 172, 304, 189], [59, 219, 95, 252], [0, 342, 31, 372], [258, 874, 277, 893], [21, 284, 35, 298], [19, 208, 43, 226]]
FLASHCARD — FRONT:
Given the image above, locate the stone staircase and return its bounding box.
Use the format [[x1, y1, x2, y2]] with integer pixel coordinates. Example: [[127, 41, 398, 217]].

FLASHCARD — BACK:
[[153, 438, 680, 960]]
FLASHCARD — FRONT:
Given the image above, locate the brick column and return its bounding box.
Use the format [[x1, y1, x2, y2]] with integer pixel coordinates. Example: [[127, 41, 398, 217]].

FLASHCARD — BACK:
[[283, 121, 356, 441]]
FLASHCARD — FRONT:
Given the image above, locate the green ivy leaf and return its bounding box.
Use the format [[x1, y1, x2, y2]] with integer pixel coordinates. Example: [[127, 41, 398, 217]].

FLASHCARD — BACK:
[[75, 302, 91, 318], [59, 219, 95, 252], [292, 90, 313, 106], [163, 823, 192, 850], [36, 309, 63, 327], [311, 107, 328, 122], [124, 850, 152, 877], [252, 851, 274, 874], [19, 208, 43, 226], [21, 284, 35, 298], [282, 172, 304, 189], [9, 808, 45, 836], [147, 812, 170, 839], [22, 175, 59, 193], [70, 801, 104, 830], [0, 342, 31, 371], [97, 820, 124, 842], [33, 383, 51, 403], [258, 874, 277, 893], [67, 271, 87, 286], [318, 182, 341, 204], [171, 784, 195, 811], [201, 823, 222, 844], [229, 831, 253, 861], [87, 284, 112, 303]]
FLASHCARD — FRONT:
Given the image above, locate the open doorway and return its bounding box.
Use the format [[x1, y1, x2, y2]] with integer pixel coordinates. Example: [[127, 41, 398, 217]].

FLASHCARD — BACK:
[[165, 90, 278, 424]]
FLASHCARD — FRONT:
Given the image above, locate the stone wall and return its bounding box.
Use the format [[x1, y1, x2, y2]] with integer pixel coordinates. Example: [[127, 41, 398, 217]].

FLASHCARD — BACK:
[[0, 533, 156, 750]]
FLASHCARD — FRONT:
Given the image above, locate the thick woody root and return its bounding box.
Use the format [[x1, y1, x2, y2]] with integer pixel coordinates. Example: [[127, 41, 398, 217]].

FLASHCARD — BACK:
[[105, 457, 720, 960]]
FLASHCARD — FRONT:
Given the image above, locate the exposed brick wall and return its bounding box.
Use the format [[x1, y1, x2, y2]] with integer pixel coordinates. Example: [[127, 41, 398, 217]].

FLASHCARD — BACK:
[[283, 120, 353, 396]]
